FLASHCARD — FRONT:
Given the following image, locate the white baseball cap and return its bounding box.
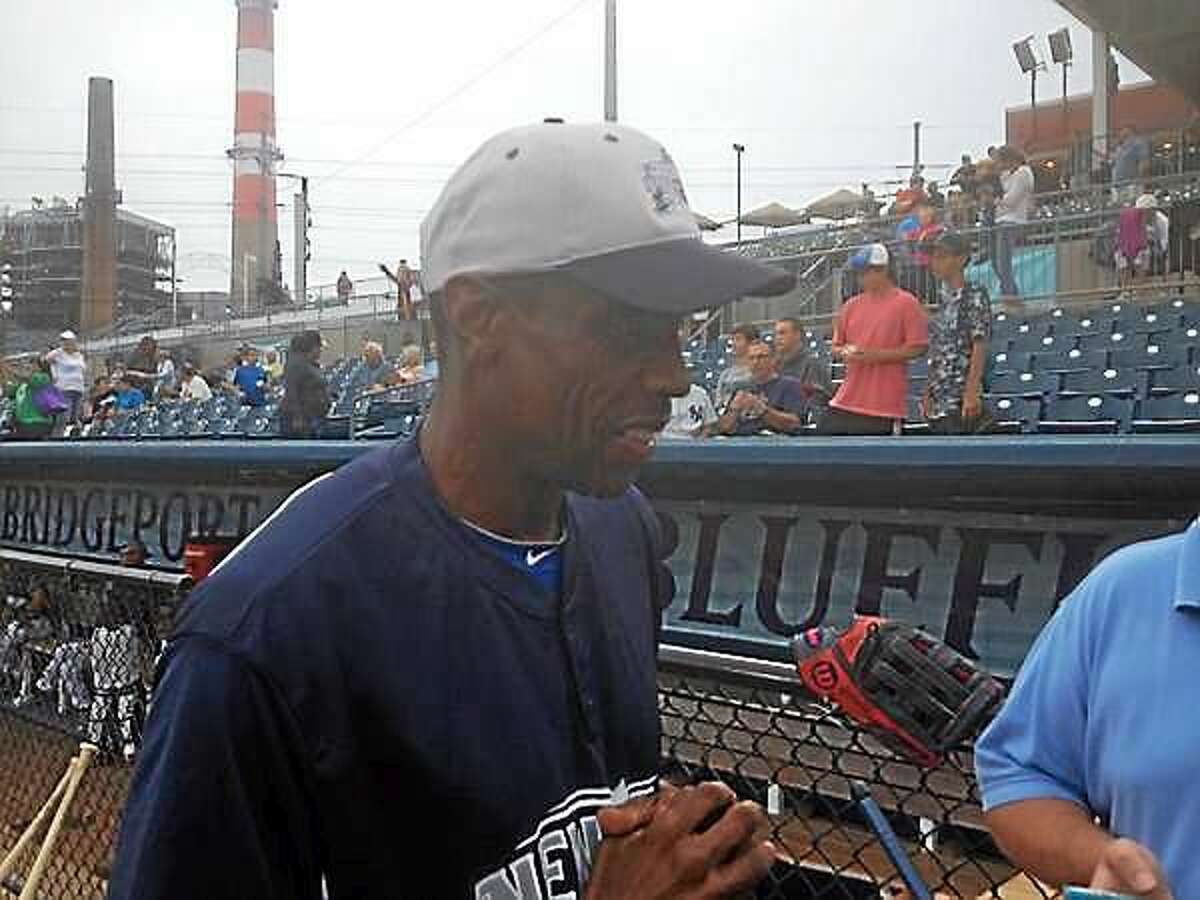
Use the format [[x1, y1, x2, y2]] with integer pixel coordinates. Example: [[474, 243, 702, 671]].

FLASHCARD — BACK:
[[60, 329, 77, 341], [848, 243, 890, 270], [419, 120, 794, 314]]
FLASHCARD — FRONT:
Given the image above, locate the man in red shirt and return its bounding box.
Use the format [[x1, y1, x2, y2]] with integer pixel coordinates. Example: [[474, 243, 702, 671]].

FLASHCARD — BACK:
[[820, 243, 929, 435]]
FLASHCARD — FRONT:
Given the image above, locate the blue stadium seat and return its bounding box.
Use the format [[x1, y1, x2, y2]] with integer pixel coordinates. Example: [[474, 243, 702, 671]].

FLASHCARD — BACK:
[[987, 370, 1059, 397], [1132, 392, 1200, 433], [1109, 339, 1189, 370], [1038, 395, 1133, 434], [988, 396, 1041, 434], [1149, 363, 1200, 395], [1006, 328, 1059, 354], [991, 349, 1035, 374], [908, 357, 929, 379], [1058, 368, 1141, 397], [1038, 347, 1109, 373], [1073, 331, 1131, 353], [185, 418, 214, 439]]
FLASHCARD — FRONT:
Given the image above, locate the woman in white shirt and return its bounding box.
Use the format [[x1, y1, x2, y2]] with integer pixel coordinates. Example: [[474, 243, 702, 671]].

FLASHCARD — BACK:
[[179, 364, 213, 402], [44, 330, 88, 425], [992, 146, 1035, 302]]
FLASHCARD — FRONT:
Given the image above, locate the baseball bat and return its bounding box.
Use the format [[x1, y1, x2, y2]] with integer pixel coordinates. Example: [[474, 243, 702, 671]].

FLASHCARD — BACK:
[[851, 781, 933, 900], [19, 742, 98, 900], [0, 767, 72, 884]]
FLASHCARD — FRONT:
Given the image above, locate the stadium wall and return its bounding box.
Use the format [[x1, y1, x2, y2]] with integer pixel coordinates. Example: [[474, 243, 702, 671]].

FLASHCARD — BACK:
[[1, 437, 1195, 676]]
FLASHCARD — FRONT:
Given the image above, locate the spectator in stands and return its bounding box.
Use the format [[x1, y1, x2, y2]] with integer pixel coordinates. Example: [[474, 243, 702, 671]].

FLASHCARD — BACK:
[[1115, 195, 1157, 291], [773, 317, 831, 410], [924, 233, 991, 435], [345, 342, 392, 397], [120, 540, 150, 568], [233, 348, 268, 407], [974, 158, 1002, 228], [3, 359, 55, 441], [892, 174, 928, 218], [1111, 127, 1151, 202], [925, 181, 945, 210], [87, 375, 117, 421], [715, 323, 759, 410], [1138, 191, 1171, 275], [123, 336, 159, 396], [396, 258, 415, 321], [716, 340, 806, 436], [992, 146, 1035, 303], [820, 244, 928, 436], [663, 381, 718, 439], [336, 270, 353, 306], [280, 329, 329, 438], [950, 154, 977, 196], [393, 345, 425, 385], [155, 350, 177, 400], [975, 521, 1200, 898], [115, 375, 146, 412], [179, 363, 213, 403], [45, 330, 87, 426], [904, 203, 945, 303], [263, 349, 284, 384]]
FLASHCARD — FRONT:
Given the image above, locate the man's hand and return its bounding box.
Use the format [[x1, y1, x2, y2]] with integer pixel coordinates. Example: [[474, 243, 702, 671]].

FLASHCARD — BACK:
[[1090, 838, 1173, 899], [729, 391, 756, 413], [835, 343, 860, 361], [586, 782, 778, 900], [961, 389, 982, 421]]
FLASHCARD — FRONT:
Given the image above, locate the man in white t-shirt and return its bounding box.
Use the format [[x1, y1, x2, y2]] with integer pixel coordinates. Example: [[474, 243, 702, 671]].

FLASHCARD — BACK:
[[45, 330, 88, 425], [663, 382, 718, 439], [992, 146, 1034, 302], [179, 363, 213, 402]]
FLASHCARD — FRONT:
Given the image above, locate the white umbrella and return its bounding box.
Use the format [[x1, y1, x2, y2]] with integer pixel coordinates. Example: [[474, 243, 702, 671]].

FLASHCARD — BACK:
[[805, 188, 867, 221], [738, 201, 810, 229]]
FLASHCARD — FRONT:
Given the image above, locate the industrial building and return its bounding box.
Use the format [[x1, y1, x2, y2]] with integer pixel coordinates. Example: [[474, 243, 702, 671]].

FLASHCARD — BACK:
[[1, 201, 175, 337]]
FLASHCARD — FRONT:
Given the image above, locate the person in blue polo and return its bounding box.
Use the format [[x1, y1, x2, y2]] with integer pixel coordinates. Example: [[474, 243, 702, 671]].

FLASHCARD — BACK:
[[976, 520, 1200, 899]]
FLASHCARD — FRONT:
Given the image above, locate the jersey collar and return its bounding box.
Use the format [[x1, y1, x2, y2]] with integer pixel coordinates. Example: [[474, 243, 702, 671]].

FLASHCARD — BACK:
[[1175, 518, 1200, 610]]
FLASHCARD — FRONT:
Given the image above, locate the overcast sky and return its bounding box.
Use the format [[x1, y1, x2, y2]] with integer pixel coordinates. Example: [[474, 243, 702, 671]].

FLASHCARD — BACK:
[[0, 0, 1148, 294]]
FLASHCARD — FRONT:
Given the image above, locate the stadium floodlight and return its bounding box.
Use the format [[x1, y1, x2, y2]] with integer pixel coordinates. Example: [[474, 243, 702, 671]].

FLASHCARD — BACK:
[[1012, 36, 1043, 74], [1048, 28, 1072, 65]]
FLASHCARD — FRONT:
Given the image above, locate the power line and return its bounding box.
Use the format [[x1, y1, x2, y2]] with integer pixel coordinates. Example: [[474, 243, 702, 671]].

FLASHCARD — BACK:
[[317, 0, 595, 185]]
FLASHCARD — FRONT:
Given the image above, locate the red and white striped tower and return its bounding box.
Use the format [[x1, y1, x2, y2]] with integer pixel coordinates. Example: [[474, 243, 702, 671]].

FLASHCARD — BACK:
[[228, 0, 282, 313]]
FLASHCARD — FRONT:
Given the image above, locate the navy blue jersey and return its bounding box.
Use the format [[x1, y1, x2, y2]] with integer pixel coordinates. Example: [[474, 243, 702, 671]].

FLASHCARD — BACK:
[[109, 437, 671, 899]]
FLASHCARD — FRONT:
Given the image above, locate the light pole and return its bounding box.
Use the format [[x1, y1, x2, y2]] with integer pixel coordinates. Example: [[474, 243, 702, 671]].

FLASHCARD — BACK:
[[732, 143, 745, 246], [1013, 36, 1046, 143], [604, 0, 617, 122]]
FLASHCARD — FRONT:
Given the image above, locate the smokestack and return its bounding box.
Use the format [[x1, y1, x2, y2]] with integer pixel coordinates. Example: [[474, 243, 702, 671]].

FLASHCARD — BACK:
[[81, 76, 117, 334], [229, 0, 281, 314]]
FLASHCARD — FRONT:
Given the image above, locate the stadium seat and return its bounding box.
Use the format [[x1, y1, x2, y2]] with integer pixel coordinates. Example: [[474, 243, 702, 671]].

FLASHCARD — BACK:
[[1037, 395, 1133, 434], [1149, 363, 1200, 395], [987, 370, 1059, 397], [1006, 328, 1058, 354], [1110, 340, 1189, 371], [1073, 331, 1132, 353], [991, 350, 1035, 375], [1132, 392, 1200, 433], [908, 357, 929, 379], [1039, 347, 1109, 373], [988, 396, 1041, 434], [1058, 368, 1141, 397], [185, 418, 214, 439]]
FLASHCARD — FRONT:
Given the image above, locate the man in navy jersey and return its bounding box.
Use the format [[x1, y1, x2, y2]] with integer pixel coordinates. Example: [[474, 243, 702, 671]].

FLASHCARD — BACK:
[[110, 120, 795, 899]]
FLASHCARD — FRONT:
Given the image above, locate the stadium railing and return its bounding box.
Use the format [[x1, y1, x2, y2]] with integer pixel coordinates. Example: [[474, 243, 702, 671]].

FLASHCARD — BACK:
[[0, 547, 1047, 899]]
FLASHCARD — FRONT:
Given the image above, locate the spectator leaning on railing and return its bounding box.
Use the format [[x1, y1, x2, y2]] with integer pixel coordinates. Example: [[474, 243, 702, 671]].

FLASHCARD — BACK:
[[820, 244, 928, 436]]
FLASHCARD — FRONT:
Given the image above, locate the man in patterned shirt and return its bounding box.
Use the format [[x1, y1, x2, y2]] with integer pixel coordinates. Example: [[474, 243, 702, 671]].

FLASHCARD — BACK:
[[923, 232, 992, 435]]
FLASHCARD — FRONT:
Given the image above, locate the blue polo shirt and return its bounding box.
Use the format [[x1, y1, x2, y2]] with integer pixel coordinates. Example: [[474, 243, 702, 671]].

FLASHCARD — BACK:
[[976, 519, 1200, 896]]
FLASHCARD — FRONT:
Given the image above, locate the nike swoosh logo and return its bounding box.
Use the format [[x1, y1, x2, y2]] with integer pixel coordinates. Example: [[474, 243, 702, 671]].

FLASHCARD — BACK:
[[526, 548, 557, 567]]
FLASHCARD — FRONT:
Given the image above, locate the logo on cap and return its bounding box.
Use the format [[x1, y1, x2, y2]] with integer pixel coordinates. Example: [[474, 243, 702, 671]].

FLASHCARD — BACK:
[[641, 150, 689, 215]]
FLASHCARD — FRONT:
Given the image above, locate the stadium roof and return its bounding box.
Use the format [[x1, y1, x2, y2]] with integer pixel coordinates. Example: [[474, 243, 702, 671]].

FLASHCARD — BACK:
[[1057, 0, 1200, 106]]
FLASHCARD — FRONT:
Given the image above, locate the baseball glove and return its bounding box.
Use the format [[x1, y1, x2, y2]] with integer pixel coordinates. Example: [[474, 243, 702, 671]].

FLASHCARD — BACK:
[[792, 616, 1004, 767]]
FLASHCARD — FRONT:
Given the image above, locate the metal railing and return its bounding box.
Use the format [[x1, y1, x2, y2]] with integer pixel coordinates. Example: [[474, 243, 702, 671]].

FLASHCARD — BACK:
[[0, 546, 1041, 899]]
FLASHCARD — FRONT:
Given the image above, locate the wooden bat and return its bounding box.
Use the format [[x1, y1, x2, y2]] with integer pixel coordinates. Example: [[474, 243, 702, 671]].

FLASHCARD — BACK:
[[0, 742, 99, 900]]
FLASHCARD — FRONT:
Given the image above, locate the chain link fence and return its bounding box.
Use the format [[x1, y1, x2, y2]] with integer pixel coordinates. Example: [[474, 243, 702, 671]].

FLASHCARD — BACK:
[[0, 553, 1047, 899]]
